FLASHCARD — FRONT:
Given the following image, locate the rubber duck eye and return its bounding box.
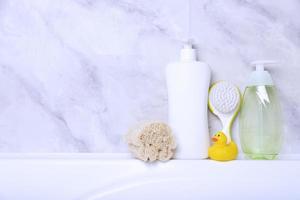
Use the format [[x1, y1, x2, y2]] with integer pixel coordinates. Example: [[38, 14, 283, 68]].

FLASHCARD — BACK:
[[218, 134, 220, 137]]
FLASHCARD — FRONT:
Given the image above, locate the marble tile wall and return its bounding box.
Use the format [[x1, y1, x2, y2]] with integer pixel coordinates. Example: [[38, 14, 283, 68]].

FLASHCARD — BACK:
[[0, 0, 299, 153]]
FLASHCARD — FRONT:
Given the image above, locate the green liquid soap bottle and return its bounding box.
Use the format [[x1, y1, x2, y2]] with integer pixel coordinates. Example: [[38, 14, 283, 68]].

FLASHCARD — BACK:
[[239, 60, 283, 160]]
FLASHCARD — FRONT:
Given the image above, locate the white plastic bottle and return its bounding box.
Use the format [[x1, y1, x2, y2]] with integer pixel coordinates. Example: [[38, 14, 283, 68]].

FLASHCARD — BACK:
[[166, 43, 211, 159]]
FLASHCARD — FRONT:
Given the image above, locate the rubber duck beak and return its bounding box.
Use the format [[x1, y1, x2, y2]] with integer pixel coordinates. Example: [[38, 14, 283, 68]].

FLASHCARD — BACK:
[[212, 137, 218, 142]]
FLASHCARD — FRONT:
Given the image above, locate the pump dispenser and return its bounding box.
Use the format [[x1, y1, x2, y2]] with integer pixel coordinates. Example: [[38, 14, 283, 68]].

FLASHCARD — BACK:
[[166, 42, 211, 159], [239, 60, 283, 159], [248, 60, 276, 86]]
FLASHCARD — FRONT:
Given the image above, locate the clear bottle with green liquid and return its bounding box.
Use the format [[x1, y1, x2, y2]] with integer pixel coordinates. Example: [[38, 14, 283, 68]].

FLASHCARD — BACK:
[[239, 61, 283, 160]]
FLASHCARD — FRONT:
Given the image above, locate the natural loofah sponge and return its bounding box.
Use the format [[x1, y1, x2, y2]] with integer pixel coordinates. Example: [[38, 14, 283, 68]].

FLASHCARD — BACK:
[[125, 122, 176, 162]]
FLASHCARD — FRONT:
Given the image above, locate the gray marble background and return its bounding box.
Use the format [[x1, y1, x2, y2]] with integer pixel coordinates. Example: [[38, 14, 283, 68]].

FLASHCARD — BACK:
[[0, 0, 299, 153]]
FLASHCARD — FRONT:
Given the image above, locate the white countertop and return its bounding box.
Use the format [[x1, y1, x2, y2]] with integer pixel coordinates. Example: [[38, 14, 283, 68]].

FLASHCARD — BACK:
[[0, 153, 299, 200]]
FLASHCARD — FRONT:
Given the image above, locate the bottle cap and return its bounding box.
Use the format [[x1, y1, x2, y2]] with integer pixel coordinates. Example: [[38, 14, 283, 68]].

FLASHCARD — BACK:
[[180, 41, 196, 62]]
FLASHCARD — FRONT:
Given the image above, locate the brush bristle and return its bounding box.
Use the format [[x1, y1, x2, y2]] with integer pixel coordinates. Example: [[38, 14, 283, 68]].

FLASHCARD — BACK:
[[209, 82, 240, 113]]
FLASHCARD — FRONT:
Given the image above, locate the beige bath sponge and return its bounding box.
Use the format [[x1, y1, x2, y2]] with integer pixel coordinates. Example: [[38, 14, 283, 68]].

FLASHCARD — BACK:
[[125, 122, 176, 162]]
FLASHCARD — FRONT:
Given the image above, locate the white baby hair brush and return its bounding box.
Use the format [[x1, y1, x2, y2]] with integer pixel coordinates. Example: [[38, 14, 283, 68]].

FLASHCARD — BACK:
[[208, 81, 241, 143]]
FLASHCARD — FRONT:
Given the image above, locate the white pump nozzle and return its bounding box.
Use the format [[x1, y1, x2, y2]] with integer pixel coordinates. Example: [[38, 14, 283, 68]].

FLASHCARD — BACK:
[[183, 42, 192, 49], [251, 60, 277, 71], [255, 64, 264, 71]]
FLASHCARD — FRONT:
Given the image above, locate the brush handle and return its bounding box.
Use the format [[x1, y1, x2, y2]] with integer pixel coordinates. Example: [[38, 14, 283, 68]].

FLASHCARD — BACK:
[[221, 118, 233, 143]]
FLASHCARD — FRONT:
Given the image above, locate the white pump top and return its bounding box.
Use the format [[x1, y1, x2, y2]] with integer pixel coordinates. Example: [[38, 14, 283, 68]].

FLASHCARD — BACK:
[[247, 60, 277, 86], [180, 42, 197, 62]]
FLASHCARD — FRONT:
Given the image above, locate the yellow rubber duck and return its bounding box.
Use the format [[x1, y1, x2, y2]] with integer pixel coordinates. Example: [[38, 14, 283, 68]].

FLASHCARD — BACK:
[[208, 131, 238, 161]]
